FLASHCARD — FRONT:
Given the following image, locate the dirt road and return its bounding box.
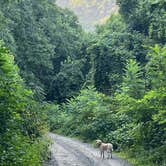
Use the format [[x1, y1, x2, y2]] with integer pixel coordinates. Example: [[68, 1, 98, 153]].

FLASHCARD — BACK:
[[45, 133, 132, 166]]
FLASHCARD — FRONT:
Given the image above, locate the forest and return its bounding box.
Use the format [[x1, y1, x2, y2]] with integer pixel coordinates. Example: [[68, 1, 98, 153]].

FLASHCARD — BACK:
[[0, 0, 165, 165]]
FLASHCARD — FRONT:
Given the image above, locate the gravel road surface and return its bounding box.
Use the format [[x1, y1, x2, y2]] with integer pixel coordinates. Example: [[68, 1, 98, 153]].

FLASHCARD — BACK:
[[45, 133, 133, 166]]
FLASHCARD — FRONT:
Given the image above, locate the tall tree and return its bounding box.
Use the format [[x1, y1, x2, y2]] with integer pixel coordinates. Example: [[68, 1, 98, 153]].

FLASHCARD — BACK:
[[0, 0, 87, 102], [122, 59, 145, 98], [0, 41, 47, 165], [117, 0, 166, 43], [87, 15, 148, 95], [146, 44, 166, 89]]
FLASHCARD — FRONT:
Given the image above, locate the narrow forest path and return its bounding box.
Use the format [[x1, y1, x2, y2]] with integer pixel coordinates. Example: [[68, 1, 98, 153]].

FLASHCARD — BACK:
[[45, 133, 132, 166]]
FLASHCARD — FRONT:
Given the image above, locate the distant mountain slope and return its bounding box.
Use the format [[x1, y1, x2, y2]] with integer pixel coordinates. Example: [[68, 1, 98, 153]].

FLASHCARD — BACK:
[[55, 0, 118, 31]]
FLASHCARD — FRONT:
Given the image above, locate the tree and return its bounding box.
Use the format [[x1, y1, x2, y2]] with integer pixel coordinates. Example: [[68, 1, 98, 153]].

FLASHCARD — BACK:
[[117, 0, 166, 43], [0, 41, 47, 165], [48, 57, 86, 102], [122, 59, 145, 98], [0, 0, 87, 101], [87, 15, 148, 95], [146, 45, 166, 89]]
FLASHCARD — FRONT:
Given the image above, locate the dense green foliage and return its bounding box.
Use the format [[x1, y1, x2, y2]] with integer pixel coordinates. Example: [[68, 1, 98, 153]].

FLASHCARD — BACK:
[[87, 14, 149, 95], [117, 0, 166, 43], [48, 45, 166, 166], [0, 0, 88, 102], [0, 41, 49, 165], [0, 0, 166, 165], [46, 0, 166, 166]]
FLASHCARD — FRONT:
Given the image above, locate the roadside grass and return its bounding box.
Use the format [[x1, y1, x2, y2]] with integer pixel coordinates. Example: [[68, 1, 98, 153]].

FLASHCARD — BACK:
[[116, 151, 166, 166], [40, 135, 52, 165], [116, 151, 144, 166]]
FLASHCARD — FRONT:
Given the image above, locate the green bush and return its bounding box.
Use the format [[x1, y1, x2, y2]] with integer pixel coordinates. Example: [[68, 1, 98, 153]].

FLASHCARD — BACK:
[[0, 42, 48, 165]]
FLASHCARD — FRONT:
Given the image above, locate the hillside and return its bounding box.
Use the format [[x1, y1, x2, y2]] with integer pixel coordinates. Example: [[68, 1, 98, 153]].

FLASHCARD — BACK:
[[56, 0, 118, 31]]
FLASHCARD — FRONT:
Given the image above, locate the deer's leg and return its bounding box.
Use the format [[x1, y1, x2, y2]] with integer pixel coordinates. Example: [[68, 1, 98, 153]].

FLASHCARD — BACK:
[[107, 151, 110, 159]]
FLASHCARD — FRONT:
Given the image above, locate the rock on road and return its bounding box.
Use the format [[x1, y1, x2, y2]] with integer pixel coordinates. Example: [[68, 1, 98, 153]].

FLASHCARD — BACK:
[[45, 133, 133, 166]]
